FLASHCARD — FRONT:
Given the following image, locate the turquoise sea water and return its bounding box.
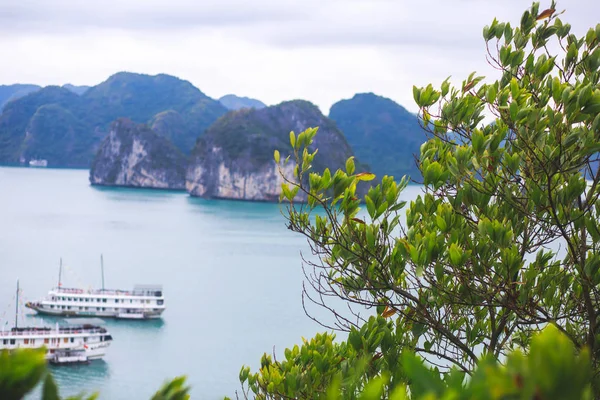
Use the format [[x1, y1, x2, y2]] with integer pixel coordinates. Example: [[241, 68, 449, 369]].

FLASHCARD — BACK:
[[0, 166, 422, 399]]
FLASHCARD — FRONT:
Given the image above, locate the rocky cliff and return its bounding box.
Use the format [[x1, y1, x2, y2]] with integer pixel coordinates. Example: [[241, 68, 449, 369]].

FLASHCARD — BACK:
[[186, 100, 364, 201], [90, 118, 187, 189]]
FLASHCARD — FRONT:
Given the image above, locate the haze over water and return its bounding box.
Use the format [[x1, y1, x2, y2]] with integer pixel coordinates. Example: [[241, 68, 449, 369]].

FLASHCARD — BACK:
[[0, 166, 422, 399]]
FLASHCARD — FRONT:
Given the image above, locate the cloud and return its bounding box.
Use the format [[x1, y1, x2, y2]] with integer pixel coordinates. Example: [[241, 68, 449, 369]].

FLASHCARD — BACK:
[[0, 0, 598, 113], [0, 0, 310, 33]]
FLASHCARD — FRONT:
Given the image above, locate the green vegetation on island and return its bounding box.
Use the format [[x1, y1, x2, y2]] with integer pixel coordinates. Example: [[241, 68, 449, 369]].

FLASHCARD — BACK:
[[0, 84, 41, 111], [329, 93, 424, 181], [0, 72, 227, 167]]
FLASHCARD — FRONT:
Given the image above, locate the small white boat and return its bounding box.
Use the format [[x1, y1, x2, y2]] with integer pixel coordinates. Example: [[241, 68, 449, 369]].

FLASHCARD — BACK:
[[26, 257, 165, 320], [0, 281, 112, 363], [28, 159, 48, 167], [49, 349, 89, 365]]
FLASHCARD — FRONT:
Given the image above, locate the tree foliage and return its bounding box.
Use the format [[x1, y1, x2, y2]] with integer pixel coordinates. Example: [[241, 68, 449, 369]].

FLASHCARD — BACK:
[[242, 1, 600, 398]]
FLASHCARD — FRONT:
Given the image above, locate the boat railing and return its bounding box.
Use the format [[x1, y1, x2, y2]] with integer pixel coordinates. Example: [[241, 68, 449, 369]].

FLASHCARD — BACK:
[[53, 287, 162, 297], [0, 327, 107, 336]]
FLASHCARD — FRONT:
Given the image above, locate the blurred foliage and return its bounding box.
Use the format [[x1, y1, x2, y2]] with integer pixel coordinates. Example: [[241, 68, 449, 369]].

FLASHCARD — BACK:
[[0, 349, 189, 400], [239, 324, 593, 399]]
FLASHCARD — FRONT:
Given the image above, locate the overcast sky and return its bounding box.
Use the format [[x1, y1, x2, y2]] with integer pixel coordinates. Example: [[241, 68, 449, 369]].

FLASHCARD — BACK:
[[1, 0, 597, 113]]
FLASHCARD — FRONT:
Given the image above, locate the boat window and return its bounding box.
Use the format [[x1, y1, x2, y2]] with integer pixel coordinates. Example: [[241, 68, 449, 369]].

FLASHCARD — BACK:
[[157, 300, 164, 305], [50, 305, 54, 309], [64, 338, 68, 343], [70, 338, 74, 343], [44, 338, 49, 344], [67, 297, 71, 301], [2, 339, 7, 345], [102, 307, 106, 311], [84, 337, 87, 343], [102, 299, 107, 303], [10, 339, 15, 345], [115, 299, 119, 303], [24, 339, 29, 344], [67, 306, 71, 310]]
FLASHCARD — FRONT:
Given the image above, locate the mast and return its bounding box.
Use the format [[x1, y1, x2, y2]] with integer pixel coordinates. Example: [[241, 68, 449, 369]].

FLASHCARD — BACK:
[[15, 279, 19, 329], [101, 254, 105, 291], [58, 258, 62, 287]]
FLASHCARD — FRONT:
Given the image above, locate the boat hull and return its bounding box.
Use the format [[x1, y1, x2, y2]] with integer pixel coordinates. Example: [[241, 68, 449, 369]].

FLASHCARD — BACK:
[[27, 303, 163, 320]]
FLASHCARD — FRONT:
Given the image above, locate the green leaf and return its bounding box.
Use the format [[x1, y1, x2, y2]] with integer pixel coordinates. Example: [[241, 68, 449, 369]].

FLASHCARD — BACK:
[[413, 85, 422, 106], [42, 374, 60, 400], [448, 243, 463, 266], [355, 172, 376, 181], [346, 157, 355, 175]]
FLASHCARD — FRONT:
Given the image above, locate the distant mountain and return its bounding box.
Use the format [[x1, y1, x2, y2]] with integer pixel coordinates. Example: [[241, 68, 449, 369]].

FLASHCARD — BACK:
[[219, 94, 266, 110], [186, 100, 368, 201], [329, 93, 425, 181], [62, 84, 90, 95], [0, 86, 98, 167], [83, 72, 227, 152], [0, 72, 228, 167], [0, 84, 41, 111], [90, 118, 187, 189]]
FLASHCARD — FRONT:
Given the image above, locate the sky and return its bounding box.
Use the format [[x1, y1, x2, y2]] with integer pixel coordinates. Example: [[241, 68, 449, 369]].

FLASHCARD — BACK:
[[1, 0, 598, 114]]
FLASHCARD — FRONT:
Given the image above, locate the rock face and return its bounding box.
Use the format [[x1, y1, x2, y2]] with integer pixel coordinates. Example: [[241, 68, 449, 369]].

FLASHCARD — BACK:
[[186, 100, 363, 201], [329, 93, 425, 180], [90, 118, 187, 189], [219, 94, 266, 110]]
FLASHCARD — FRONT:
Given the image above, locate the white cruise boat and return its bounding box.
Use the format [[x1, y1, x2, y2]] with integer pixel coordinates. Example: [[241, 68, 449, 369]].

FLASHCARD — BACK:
[[1, 320, 113, 364], [26, 257, 165, 320], [28, 159, 48, 167], [1, 281, 112, 364], [26, 285, 165, 320]]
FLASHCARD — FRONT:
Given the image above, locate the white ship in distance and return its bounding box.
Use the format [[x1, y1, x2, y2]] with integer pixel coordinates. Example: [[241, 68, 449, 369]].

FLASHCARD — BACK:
[[26, 256, 165, 320]]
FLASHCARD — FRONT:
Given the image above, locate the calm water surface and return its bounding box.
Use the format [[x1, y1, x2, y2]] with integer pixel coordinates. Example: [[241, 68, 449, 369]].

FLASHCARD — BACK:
[[0, 166, 422, 399]]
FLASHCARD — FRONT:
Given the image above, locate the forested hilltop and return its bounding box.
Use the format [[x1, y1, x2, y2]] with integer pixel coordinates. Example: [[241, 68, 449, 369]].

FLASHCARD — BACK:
[[0, 72, 227, 167], [329, 92, 424, 181]]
